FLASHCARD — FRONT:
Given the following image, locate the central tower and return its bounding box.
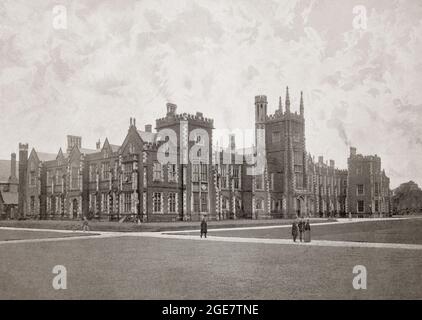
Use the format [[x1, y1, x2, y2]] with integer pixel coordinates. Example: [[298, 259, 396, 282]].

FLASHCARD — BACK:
[[253, 87, 308, 218]]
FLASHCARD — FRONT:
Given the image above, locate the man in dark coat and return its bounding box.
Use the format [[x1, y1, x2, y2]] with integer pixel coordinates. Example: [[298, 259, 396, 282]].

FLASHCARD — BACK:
[[200, 216, 208, 238], [298, 218, 305, 242], [304, 219, 311, 242], [291, 220, 299, 242], [82, 216, 90, 232]]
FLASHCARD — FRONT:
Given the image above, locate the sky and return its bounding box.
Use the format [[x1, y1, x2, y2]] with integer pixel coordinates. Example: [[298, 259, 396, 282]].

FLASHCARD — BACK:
[[0, 0, 421, 188]]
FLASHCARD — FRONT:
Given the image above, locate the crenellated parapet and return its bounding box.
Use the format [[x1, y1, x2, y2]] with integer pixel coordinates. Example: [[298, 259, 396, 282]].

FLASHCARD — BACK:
[[156, 112, 214, 129], [266, 111, 304, 122]]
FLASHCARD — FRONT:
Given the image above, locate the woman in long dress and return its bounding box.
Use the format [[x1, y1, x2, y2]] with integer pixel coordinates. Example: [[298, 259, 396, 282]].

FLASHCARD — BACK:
[[291, 220, 299, 242], [304, 219, 311, 242]]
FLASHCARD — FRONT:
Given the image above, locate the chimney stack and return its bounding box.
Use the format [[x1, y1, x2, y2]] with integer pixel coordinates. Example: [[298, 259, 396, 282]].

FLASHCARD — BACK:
[[350, 147, 357, 157], [9, 153, 17, 181], [96, 139, 101, 150], [229, 134, 236, 151], [330, 160, 335, 168], [166, 103, 177, 116], [145, 124, 152, 133], [67, 135, 82, 154], [318, 156, 324, 164]]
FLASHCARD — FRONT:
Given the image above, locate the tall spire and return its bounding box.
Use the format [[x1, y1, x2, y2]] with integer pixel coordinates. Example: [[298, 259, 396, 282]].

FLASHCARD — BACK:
[[300, 91, 304, 116], [278, 96, 283, 113], [285, 86, 290, 113]]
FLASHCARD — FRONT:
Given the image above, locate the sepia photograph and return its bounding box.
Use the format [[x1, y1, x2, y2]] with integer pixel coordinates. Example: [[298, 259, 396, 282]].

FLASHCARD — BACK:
[[0, 0, 421, 309]]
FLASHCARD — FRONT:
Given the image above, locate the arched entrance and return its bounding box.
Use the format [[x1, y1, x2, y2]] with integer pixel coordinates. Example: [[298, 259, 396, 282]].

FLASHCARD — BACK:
[[296, 198, 301, 217], [296, 196, 306, 218], [72, 199, 78, 219]]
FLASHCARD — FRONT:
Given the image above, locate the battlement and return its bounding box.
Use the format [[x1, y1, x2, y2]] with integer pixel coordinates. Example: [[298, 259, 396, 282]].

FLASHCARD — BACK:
[[255, 95, 267, 104], [266, 111, 303, 122], [351, 153, 381, 162], [156, 112, 214, 128], [266, 112, 284, 121], [19, 143, 28, 151], [143, 142, 160, 151], [336, 169, 348, 175], [349, 147, 381, 162]]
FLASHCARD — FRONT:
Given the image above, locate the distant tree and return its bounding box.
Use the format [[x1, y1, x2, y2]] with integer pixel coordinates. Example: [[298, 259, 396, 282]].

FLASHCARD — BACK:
[[393, 181, 422, 214]]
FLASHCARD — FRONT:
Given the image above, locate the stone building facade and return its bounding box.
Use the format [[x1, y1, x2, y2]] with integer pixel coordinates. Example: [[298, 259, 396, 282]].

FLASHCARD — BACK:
[[250, 88, 350, 219], [347, 147, 391, 216], [0, 153, 19, 219], [14, 89, 391, 221]]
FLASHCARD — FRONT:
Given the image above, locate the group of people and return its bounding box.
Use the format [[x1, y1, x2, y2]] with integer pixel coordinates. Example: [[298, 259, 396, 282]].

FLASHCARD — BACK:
[[201, 216, 312, 243], [291, 218, 311, 243]]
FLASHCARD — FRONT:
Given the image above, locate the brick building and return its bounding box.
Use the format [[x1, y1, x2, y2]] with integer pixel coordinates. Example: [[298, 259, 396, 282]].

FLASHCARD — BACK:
[[14, 89, 391, 221]]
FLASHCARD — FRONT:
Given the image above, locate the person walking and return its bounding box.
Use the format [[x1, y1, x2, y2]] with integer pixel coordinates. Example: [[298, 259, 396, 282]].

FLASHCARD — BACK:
[[291, 219, 298, 242], [298, 218, 305, 242], [200, 216, 208, 238], [82, 216, 90, 232], [304, 219, 311, 243]]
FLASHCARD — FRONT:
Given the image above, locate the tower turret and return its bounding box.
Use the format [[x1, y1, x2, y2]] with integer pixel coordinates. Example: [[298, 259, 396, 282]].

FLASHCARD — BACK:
[[8, 153, 18, 184], [255, 95, 268, 123], [18, 143, 29, 219], [254, 95, 267, 160]]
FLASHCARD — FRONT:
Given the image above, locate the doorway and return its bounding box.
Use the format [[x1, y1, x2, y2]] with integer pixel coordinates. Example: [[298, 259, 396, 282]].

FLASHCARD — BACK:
[[72, 199, 78, 219]]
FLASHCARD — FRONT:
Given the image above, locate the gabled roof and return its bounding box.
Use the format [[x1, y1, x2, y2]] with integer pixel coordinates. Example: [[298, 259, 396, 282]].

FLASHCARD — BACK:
[[29, 148, 57, 163], [109, 144, 120, 152], [0, 160, 18, 183], [102, 138, 120, 153], [38, 152, 57, 162], [56, 148, 66, 161], [137, 130, 157, 144], [79, 148, 97, 155]]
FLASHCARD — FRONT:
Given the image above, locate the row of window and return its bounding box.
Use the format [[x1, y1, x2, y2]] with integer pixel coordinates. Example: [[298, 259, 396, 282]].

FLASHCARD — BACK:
[[86, 192, 179, 214], [356, 200, 381, 213], [44, 168, 81, 190], [192, 192, 209, 213], [191, 164, 208, 182], [356, 183, 380, 196], [152, 192, 177, 213], [219, 165, 240, 189], [153, 163, 178, 182], [254, 198, 281, 210]]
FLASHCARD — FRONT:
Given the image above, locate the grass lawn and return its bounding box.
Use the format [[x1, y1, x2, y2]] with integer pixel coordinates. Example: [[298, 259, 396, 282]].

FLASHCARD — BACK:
[[182, 218, 422, 245], [0, 229, 96, 241], [1, 218, 421, 299], [0, 235, 421, 299]]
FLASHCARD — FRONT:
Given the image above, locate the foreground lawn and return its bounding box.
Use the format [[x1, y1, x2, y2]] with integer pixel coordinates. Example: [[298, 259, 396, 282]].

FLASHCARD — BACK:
[[0, 235, 421, 299], [190, 218, 422, 245], [0, 229, 95, 241]]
